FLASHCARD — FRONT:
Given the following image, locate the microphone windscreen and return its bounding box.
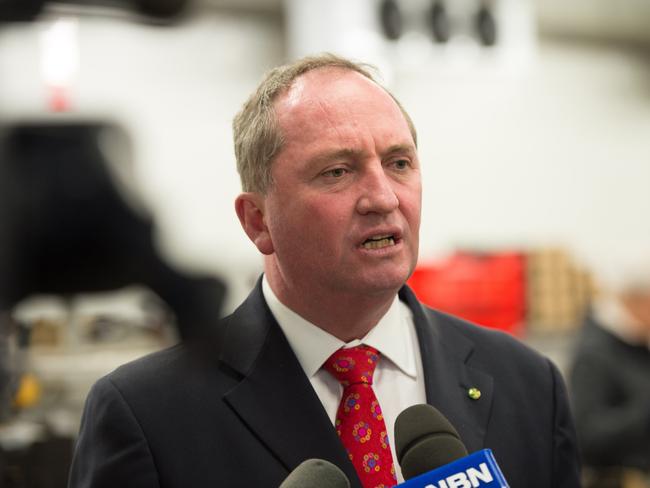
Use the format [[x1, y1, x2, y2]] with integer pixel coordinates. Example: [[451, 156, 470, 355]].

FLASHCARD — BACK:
[[279, 459, 351, 488], [395, 404, 468, 480]]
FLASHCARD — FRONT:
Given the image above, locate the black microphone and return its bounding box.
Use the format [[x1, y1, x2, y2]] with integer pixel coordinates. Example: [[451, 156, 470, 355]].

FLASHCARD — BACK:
[[395, 403, 468, 479], [279, 459, 351, 488], [394, 404, 509, 487]]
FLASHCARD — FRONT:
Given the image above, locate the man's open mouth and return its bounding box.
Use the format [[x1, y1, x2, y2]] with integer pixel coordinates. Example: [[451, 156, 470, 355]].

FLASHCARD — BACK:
[[362, 235, 396, 250]]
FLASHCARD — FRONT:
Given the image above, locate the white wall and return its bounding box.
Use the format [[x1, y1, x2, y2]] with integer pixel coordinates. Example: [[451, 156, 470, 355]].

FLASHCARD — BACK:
[[399, 40, 650, 283], [1, 9, 648, 312]]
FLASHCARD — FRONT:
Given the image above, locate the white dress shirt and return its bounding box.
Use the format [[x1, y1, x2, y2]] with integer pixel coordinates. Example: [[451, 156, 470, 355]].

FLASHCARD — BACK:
[[262, 276, 427, 483]]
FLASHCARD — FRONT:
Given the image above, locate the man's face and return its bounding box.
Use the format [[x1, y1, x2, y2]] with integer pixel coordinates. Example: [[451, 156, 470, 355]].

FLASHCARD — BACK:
[[259, 68, 421, 299], [624, 291, 650, 334]]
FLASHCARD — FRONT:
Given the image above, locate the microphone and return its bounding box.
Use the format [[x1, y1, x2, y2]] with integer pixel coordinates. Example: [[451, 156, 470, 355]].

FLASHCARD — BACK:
[[279, 459, 351, 488], [394, 404, 509, 488]]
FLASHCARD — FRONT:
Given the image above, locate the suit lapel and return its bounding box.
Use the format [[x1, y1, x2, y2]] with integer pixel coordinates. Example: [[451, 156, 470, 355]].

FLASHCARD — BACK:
[[400, 286, 494, 453], [219, 281, 492, 483], [220, 281, 362, 487]]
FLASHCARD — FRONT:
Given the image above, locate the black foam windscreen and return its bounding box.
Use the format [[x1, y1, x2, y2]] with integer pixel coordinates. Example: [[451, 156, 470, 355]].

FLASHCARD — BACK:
[[279, 459, 350, 488], [395, 404, 468, 480]]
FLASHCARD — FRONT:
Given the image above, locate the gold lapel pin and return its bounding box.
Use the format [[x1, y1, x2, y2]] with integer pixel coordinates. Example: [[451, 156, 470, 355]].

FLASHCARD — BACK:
[[468, 387, 481, 400]]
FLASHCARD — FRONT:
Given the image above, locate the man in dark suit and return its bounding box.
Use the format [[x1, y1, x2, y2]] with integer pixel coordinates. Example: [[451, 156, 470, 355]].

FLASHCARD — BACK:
[[69, 54, 581, 487], [570, 274, 650, 487]]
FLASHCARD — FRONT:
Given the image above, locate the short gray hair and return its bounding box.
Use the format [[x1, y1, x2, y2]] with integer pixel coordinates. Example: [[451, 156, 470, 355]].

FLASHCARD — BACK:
[[232, 53, 417, 194]]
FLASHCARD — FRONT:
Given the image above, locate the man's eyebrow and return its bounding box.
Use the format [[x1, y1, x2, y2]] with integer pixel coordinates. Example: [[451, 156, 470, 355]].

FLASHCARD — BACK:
[[307, 148, 358, 166], [307, 144, 416, 168], [384, 143, 416, 156]]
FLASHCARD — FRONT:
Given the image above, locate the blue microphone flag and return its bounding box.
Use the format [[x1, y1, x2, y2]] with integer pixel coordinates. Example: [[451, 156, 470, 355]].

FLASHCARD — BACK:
[[396, 449, 509, 488]]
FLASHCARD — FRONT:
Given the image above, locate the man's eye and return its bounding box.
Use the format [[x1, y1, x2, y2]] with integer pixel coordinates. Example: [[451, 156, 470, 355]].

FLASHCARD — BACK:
[[391, 159, 410, 170], [323, 168, 347, 178]]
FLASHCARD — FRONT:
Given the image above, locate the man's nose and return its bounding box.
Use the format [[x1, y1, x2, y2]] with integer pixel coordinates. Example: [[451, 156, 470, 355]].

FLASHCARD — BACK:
[[355, 165, 399, 215]]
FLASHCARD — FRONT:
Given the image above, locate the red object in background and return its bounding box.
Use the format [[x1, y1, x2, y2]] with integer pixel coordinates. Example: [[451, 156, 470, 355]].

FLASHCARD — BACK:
[[47, 85, 71, 112], [408, 251, 526, 336]]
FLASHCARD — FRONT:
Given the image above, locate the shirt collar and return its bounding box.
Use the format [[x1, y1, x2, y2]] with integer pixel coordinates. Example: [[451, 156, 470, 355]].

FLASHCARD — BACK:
[[262, 275, 418, 379]]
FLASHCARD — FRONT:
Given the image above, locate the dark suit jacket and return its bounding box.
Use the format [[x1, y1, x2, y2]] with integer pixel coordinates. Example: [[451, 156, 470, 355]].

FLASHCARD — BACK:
[[570, 315, 650, 471], [68, 282, 581, 487]]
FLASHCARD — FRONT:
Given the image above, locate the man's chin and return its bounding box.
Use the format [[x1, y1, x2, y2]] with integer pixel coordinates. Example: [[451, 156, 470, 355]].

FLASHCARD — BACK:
[[351, 270, 411, 296]]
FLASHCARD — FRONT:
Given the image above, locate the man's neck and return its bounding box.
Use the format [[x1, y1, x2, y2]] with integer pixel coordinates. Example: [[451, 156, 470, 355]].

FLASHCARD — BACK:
[[264, 271, 398, 342]]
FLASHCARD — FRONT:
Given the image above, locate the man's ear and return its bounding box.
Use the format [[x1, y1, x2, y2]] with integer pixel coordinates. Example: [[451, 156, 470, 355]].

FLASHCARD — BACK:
[[235, 193, 274, 255]]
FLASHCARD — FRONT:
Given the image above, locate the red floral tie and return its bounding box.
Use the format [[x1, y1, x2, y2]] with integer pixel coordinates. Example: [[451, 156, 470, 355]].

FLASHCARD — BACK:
[[324, 345, 396, 488]]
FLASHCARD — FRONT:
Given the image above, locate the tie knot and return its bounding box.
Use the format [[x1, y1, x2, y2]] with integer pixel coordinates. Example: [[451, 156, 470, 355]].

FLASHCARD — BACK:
[[324, 345, 381, 387]]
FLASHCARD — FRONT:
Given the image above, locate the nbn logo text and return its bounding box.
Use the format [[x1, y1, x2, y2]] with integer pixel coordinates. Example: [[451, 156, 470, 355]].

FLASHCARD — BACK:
[[396, 449, 509, 488], [423, 462, 494, 488]]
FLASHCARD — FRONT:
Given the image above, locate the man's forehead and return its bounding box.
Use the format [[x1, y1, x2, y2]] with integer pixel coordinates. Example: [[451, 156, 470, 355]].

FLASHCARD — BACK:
[[276, 67, 380, 113]]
